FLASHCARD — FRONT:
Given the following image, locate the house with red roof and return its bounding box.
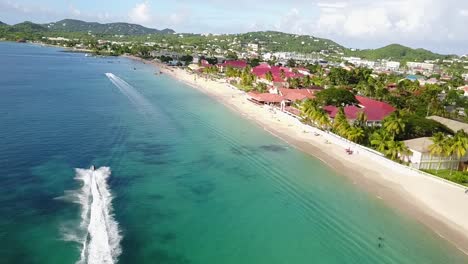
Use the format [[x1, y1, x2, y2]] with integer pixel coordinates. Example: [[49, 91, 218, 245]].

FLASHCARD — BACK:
[[217, 60, 248, 72], [247, 92, 284, 105], [278, 88, 316, 102], [247, 88, 318, 111], [323, 96, 395, 126], [252, 64, 304, 87]]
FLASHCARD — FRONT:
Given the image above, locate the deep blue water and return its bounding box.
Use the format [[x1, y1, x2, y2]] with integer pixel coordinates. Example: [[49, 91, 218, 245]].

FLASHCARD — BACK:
[[1, 42, 467, 264]]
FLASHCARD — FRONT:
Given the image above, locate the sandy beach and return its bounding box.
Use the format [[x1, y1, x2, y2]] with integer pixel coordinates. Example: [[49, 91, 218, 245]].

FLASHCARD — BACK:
[[130, 56, 468, 255]]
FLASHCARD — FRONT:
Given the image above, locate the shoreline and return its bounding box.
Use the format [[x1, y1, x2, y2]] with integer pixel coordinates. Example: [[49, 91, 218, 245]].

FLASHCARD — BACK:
[[127, 56, 468, 255]]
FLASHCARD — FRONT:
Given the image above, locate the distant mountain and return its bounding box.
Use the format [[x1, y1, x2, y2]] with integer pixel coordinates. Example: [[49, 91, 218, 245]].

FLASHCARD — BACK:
[[44, 19, 174, 35], [0, 21, 7, 26], [9, 21, 48, 33], [349, 44, 448, 61]]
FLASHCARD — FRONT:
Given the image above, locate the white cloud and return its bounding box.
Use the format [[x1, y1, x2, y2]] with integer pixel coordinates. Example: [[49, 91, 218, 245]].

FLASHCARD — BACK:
[[69, 5, 81, 16], [309, 0, 468, 53], [275, 8, 305, 34], [317, 2, 348, 9], [460, 9, 468, 17], [128, 1, 152, 24]]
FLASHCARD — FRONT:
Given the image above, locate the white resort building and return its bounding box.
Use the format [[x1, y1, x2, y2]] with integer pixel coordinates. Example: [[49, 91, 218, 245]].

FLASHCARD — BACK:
[[403, 137, 468, 170]]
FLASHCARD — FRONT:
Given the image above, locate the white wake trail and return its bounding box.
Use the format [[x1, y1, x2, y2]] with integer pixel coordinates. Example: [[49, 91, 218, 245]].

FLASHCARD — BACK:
[[105, 73, 155, 116], [72, 167, 121, 264]]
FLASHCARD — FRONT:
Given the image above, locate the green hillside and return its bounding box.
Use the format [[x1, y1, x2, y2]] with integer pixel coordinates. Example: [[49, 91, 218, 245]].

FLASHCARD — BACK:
[[348, 44, 448, 61], [9, 21, 48, 33], [237, 31, 345, 53], [44, 19, 174, 35]]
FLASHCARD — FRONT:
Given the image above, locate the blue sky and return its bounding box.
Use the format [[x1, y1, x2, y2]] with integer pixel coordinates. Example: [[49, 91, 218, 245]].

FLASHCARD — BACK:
[[1, 0, 468, 55]]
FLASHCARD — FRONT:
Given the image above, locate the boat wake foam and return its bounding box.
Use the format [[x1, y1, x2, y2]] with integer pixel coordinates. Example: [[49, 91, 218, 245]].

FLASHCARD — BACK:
[[105, 72, 154, 116], [63, 167, 121, 264]]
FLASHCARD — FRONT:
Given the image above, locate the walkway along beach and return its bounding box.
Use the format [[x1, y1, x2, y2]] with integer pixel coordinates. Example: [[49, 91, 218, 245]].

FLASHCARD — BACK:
[[130, 56, 468, 255]]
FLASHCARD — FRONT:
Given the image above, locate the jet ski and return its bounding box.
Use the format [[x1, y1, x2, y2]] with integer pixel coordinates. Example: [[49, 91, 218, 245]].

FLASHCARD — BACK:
[[90, 165, 96, 171]]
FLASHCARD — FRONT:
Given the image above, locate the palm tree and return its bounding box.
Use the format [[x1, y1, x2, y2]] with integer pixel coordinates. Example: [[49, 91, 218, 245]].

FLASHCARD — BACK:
[[333, 107, 350, 137], [383, 111, 406, 137], [355, 110, 368, 127], [302, 75, 312, 87], [386, 140, 411, 161], [265, 71, 274, 82], [315, 109, 331, 130], [428, 132, 447, 172], [347, 126, 365, 143], [444, 137, 456, 174], [370, 130, 393, 153], [449, 130, 468, 174], [280, 69, 286, 80], [300, 99, 318, 123]]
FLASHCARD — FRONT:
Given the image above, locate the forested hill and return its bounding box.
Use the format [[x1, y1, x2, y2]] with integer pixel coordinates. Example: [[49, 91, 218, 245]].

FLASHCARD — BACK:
[[235, 31, 345, 54], [8, 21, 48, 33], [43, 19, 175, 35], [348, 44, 449, 61], [0, 21, 7, 26]]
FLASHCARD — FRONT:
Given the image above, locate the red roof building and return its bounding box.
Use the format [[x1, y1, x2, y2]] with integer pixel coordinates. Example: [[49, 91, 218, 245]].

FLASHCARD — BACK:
[[252, 64, 303, 83], [218, 60, 248, 70], [323, 96, 395, 124], [278, 88, 316, 101], [247, 92, 284, 104]]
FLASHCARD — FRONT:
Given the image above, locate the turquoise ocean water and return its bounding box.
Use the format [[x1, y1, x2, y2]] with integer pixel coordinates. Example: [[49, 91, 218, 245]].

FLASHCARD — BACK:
[[0, 42, 467, 264]]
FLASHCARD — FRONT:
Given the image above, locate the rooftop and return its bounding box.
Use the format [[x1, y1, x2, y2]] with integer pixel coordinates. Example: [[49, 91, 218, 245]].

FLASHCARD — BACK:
[[218, 60, 248, 68], [323, 96, 395, 121], [403, 137, 433, 153], [279, 88, 316, 101], [247, 92, 284, 103], [427, 116, 468, 133]]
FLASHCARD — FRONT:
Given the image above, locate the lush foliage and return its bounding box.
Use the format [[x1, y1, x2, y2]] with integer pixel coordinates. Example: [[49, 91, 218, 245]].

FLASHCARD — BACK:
[[423, 170, 468, 186], [398, 115, 453, 140], [328, 67, 372, 86], [315, 88, 358, 106]]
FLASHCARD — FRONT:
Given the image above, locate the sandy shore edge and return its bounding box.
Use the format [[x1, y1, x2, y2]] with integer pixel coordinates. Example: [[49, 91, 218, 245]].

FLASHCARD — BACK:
[[127, 55, 468, 255]]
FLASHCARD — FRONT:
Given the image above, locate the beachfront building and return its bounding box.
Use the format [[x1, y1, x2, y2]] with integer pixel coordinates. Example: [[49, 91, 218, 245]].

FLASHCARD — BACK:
[[252, 64, 303, 88], [247, 88, 317, 109], [323, 96, 395, 126], [217, 60, 248, 72], [403, 137, 468, 170]]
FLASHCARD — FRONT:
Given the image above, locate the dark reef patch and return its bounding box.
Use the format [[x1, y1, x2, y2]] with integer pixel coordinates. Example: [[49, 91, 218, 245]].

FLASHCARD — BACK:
[[259, 144, 288, 152]]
